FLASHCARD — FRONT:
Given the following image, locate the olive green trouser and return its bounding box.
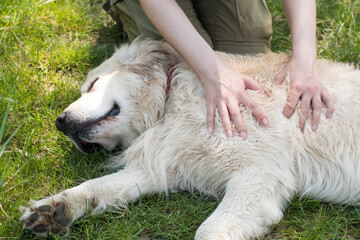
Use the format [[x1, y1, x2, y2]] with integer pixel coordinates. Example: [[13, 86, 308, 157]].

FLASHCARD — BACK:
[[103, 0, 272, 54]]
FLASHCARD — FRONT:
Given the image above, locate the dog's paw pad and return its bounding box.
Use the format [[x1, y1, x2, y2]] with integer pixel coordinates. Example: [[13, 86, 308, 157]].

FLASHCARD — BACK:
[[38, 205, 51, 213], [20, 200, 72, 236], [32, 223, 49, 233], [53, 203, 71, 226]]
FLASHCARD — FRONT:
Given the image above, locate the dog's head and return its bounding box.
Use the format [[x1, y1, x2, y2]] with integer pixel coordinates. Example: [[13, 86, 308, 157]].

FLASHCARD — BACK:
[[55, 39, 179, 153]]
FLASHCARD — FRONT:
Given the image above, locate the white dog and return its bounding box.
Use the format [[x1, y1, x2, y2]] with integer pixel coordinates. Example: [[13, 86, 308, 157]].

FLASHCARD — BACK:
[[20, 39, 360, 239]]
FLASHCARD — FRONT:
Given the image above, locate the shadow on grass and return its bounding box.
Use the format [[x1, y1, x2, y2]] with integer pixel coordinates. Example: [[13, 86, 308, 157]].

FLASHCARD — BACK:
[[88, 19, 128, 68]]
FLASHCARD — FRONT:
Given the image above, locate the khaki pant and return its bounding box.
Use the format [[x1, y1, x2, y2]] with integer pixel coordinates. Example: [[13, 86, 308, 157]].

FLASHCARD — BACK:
[[104, 0, 272, 54]]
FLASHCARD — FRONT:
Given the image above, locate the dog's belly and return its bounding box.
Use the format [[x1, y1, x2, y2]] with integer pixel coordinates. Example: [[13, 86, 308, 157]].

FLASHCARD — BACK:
[[296, 117, 360, 205]]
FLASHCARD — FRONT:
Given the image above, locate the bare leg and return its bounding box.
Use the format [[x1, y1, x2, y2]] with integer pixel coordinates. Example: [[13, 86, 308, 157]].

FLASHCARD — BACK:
[[20, 167, 158, 236], [195, 167, 295, 240]]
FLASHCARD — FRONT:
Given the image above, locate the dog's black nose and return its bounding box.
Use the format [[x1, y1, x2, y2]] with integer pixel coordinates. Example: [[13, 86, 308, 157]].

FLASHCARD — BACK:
[[55, 112, 67, 132]]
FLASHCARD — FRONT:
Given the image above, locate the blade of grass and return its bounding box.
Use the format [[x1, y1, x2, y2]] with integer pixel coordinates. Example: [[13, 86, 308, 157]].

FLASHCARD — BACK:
[[0, 161, 11, 192], [3, 179, 29, 193], [0, 99, 23, 192], [2, 158, 30, 190], [0, 49, 21, 62], [0, 98, 11, 142], [0, 123, 23, 158], [36, 0, 56, 7]]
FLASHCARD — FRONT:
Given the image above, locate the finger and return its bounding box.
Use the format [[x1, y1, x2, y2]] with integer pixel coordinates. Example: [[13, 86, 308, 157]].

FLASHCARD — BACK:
[[298, 94, 311, 131], [243, 76, 265, 94], [273, 69, 288, 86], [206, 103, 216, 134], [321, 89, 334, 118], [283, 90, 301, 118], [240, 95, 269, 127], [311, 94, 322, 131], [218, 103, 233, 138], [228, 102, 246, 139]]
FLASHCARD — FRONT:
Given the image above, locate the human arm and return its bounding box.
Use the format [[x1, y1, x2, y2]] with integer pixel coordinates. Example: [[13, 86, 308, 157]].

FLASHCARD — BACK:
[[139, 0, 269, 138], [274, 0, 334, 131]]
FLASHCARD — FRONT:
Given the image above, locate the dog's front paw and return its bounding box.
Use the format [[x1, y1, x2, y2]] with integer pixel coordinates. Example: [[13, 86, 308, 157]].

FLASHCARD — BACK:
[[20, 198, 72, 237]]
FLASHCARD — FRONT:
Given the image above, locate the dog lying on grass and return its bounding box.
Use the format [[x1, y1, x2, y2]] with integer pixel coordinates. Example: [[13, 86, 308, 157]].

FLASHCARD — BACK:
[[20, 39, 360, 239]]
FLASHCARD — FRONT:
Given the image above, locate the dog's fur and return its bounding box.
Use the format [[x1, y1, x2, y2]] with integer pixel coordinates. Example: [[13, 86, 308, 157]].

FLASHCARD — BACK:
[[20, 39, 360, 239]]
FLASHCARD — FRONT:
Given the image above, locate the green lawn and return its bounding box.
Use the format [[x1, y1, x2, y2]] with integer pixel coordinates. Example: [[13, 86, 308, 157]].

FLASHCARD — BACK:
[[1, 0, 359, 239]]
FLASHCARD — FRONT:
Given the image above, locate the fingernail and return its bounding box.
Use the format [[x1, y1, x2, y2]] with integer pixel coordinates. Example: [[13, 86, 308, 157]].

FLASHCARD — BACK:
[[262, 118, 269, 126], [226, 130, 233, 138], [208, 126, 213, 134], [240, 131, 246, 140], [312, 124, 317, 131], [327, 112, 333, 118]]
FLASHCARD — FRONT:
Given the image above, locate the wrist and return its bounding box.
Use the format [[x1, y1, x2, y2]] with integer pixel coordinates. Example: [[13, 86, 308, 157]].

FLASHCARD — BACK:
[[195, 54, 223, 84], [291, 41, 317, 60]]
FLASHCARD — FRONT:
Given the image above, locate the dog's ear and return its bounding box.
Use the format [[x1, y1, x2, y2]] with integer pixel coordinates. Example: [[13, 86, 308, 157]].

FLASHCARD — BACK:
[[116, 38, 180, 70], [145, 42, 180, 70]]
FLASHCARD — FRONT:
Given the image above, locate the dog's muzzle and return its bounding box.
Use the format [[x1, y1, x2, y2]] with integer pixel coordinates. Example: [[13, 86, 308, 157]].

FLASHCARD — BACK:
[[55, 112, 101, 154]]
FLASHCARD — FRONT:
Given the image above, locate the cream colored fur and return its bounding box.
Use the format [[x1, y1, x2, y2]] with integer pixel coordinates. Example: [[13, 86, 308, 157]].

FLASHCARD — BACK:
[[21, 39, 360, 239]]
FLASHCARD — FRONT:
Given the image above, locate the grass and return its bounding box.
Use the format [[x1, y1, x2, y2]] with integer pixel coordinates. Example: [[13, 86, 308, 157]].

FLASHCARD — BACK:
[[0, 0, 359, 239]]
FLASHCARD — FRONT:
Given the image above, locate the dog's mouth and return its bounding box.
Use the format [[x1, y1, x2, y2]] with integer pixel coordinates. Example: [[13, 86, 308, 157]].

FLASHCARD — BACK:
[[56, 104, 121, 154], [68, 134, 102, 154]]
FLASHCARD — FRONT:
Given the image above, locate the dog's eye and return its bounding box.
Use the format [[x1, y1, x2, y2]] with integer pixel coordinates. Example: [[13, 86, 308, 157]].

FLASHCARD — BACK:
[[87, 77, 99, 92], [108, 103, 120, 117]]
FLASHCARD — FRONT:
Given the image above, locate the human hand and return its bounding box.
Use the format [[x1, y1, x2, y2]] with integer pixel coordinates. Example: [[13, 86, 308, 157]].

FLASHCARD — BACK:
[[201, 59, 269, 139], [274, 54, 334, 131]]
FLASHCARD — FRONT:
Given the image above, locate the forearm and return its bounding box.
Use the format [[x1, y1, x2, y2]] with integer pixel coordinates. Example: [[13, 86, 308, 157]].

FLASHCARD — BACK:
[[140, 0, 269, 136], [139, 0, 220, 82], [277, 0, 334, 130], [281, 0, 317, 58]]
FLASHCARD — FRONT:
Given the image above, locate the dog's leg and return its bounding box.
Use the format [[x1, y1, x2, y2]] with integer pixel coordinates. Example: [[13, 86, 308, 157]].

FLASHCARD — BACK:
[[195, 167, 295, 240], [20, 167, 156, 236]]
